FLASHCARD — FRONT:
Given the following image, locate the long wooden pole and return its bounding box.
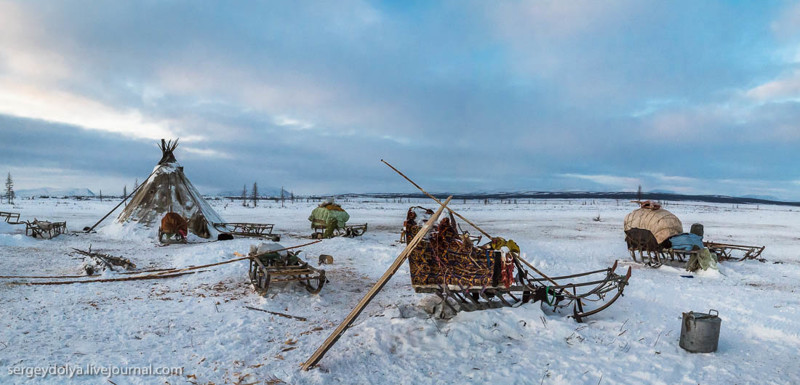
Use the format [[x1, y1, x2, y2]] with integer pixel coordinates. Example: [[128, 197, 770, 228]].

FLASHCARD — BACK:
[[154, 240, 321, 276], [301, 196, 453, 371], [85, 169, 157, 233], [381, 160, 491, 238], [16, 240, 320, 286], [380, 159, 559, 286], [20, 271, 203, 286]]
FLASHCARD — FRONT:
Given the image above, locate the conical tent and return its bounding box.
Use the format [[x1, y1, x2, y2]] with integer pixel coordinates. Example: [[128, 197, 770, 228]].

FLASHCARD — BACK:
[[116, 139, 224, 238]]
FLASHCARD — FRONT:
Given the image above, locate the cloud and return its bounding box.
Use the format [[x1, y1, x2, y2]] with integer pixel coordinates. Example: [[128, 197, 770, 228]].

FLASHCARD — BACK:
[[181, 147, 233, 160], [273, 116, 314, 131], [771, 2, 800, 40], [0, 81, 180, 141], [1, 1, 800, 199], [560, 174, 641, 190], [642, 173, 698, 184], [746, 71, 800, 102], [0, 2, 184, 142]]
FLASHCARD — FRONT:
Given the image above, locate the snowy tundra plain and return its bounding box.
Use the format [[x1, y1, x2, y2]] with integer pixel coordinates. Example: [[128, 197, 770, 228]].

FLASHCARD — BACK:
[[1, 198, 799, 384]]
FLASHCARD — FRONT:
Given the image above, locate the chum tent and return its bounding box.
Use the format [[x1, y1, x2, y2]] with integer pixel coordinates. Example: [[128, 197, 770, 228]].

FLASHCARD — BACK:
[[116, 139, 224, 238]]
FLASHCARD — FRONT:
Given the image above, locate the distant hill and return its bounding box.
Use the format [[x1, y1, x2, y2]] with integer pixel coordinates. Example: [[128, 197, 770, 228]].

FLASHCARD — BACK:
[[13, 187, 799, 207], [17, 187, 96, 198], [350, 191, 800, 207]]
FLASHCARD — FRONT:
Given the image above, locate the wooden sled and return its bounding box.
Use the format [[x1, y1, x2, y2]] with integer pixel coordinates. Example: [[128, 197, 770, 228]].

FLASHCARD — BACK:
[[311, 221, 368, 239], [248, 250, 325, 295], [158, 227, 187, 244], [704, 242, 765, 262], [213, 222, 281, 241], [0, 211, 21, 224], [26, 220, 67, 239], [626, 230, 765, 267], [406, 209, 631, 321], [628, 246, 700, 268]]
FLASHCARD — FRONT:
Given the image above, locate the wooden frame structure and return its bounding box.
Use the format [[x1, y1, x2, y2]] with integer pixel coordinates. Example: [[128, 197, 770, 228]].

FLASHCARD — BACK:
[[628, 245, 700, 268], [704, 242, 765, 262], [26, 220, 67, 239], [0, 211, 21, 224], [213, 222, 281, 241]]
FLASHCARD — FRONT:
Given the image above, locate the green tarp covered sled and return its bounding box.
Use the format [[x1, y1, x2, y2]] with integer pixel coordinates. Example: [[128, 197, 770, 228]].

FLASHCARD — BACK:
[[308, 199, 367, 239]]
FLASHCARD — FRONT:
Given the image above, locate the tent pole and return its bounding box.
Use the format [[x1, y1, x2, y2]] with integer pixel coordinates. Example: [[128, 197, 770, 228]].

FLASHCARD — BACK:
[[85, 169, 156, 233]]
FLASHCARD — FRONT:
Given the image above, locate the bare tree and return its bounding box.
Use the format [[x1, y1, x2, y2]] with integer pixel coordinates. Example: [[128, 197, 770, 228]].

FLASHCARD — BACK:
[[637, 185, 642, 201], [99, 189, 103, 202], [252, 182, 258, 207], [280, 186, 285, 208], [241, 184, 248, 207], [5, 172, 14, 204], [134, 178, 139, 190]]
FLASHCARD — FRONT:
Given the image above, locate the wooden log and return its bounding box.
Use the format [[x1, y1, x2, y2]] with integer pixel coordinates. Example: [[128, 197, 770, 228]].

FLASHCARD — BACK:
[[301, 196, 452, 371], [0, 274, 88, 279], [19, 271, 205, 286], [244, 306, 307, 321]]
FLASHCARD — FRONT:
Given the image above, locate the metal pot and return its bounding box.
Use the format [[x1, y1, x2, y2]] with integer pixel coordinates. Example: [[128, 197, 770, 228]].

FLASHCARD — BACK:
[[680, 309, 721, 353]]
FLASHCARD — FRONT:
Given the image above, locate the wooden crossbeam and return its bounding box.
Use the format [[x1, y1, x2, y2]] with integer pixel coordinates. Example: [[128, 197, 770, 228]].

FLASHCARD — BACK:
[[301, 196, 452, 371]]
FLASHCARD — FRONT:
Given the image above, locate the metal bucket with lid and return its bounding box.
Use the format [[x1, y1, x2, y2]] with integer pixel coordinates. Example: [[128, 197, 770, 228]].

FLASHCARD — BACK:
[[680, 309, 721, 353]]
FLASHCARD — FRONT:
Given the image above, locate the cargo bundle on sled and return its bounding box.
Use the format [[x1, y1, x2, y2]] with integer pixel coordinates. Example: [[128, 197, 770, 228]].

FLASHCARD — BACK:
[[308, 199, 367, 239]]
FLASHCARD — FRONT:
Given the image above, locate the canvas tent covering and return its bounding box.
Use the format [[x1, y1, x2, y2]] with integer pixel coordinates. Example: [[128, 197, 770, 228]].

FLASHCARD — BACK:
[[624, 207, 683, 244], [116, 139, 224, 238]]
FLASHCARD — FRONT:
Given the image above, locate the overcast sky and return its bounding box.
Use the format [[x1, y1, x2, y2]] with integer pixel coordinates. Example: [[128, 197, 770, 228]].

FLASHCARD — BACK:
[[2, 1, 800, 199]]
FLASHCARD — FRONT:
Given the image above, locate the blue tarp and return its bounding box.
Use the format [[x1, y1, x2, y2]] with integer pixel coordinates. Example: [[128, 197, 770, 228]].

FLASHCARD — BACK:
[[670, 233, 704, 251]]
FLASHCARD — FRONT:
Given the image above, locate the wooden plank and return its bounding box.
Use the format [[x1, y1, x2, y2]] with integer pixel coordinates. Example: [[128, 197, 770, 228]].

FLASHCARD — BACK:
[[301, 196, 452, 371]]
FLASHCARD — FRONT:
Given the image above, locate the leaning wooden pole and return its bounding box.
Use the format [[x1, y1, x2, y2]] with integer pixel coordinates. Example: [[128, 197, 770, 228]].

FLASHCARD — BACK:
[[381, 159, 491, 238], [301, 196, 453, 371], [380, 159, 560, 286], [85, 169, 157, 233], [156, 240, 321, 276]]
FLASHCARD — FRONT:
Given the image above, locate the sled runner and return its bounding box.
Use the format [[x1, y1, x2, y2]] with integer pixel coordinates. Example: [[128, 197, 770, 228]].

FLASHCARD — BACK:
[[704, 242, 765, 262]]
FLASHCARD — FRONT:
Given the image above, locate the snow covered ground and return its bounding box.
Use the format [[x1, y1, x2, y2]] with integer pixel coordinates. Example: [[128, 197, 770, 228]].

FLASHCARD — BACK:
[[1, 198, 799, 384]]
